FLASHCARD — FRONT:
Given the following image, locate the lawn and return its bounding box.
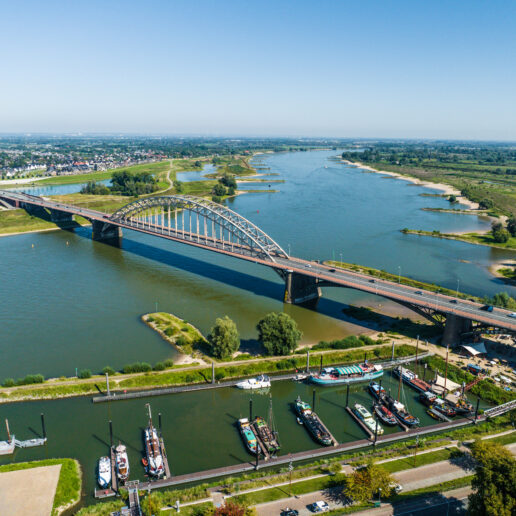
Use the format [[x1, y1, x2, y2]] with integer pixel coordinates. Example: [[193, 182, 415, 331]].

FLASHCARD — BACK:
[[380, 447, 459, 473]]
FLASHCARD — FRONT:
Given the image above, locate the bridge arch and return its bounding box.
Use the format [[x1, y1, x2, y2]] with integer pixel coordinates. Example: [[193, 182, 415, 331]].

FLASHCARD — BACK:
[[110, 195, 289, 262]]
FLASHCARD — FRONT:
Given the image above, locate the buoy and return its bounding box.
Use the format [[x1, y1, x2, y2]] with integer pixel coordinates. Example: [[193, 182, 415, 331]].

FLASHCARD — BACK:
[[31, 244, 34, 248], [66, 241, 69, 246]]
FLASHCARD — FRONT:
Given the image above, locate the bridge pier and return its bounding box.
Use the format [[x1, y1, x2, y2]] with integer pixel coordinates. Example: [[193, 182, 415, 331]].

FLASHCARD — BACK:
[[92, 220, 122, 242], [283, 271, 321, 304], [442, 314, 472, 347], [49, 209, 75, 226]]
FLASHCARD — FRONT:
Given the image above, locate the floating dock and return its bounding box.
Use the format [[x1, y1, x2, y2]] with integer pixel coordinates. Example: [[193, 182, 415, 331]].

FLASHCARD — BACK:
[[160, 436, 171, 478], [346, 407, 374, 440], [110, 446, 118, 493], [427, 407, 451, 423]]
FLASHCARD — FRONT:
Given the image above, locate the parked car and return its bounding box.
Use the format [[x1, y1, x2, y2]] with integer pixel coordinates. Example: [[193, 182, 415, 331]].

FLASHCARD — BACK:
[[281, 509, 299, 516], [308, 501, 329, 513], [389, 482, 403, 494]]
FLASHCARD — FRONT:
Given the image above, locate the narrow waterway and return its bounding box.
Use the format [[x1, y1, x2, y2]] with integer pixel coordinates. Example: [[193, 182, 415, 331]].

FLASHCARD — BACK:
[[0, 150, 514, 381]]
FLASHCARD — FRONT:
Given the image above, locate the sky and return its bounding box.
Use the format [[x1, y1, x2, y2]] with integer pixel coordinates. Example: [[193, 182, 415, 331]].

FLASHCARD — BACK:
[[1, 0, 515, 140]]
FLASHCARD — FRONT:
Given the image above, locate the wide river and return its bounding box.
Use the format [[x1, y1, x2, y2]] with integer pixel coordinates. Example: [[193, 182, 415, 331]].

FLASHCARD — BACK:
[[1, 149, 513, 506]]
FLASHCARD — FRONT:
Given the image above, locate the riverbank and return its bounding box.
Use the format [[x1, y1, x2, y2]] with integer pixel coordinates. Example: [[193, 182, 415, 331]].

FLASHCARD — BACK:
[[489, 259, 516, 285], [0, 343, 420, 404], [341, 159, 481, 210], [401, 229, 516, 251]]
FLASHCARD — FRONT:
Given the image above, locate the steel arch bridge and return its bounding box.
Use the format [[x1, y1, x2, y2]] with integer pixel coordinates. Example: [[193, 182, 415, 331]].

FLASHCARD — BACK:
[[110, 195, 289, 263]]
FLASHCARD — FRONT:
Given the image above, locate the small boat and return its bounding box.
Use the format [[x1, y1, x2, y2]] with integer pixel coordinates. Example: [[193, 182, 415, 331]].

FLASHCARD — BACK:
[[389, 399, 419, 427], [433, 398, 456, 418], [419, 391, 437, 407], [296, 417, 303, 425], [310, 362, 383, 386], [143, 404, 165, 478], [293, 373, 308, 381], [237, 418, 258, 454], [369, 381, 386, 401], [236, 375, 271, 390], [373, 404, 397, 426], [294, 397, 333, 446], [447, 396, 474, 415], [97, 456, 111, 489], [115, 443, 130, 482], [353, 403, 384, 435]]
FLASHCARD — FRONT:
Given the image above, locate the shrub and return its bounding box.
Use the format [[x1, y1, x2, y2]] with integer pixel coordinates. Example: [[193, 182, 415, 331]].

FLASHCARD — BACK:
[[102, 366, 116, 376], [147, 316, 154, 322], [78, 369, 92, 379], [215, 371, 226, 381], [122, 362, 152, 374], [165, 327, 175, 337], [153, 362, 166, 371], [16, 374, 45, 386], [2, 378, 15, 387], [163, 359, 174, 368]]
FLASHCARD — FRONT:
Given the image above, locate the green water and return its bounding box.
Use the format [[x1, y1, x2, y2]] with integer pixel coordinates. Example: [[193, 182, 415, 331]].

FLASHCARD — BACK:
[[0, 371, 485, 506]]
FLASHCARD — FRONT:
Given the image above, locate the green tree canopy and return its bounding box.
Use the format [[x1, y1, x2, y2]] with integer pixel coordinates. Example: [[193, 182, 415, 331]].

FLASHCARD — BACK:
[[469, 440, 516, 516], [507, 217, 516, 237], [345, 463, 394, 502], [208, 316, 240, 359], [256, 312, 302, 355], [491, 222, 510, 243]]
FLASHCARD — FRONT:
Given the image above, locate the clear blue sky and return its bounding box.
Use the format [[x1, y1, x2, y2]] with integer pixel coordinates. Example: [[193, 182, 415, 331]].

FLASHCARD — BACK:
[[1, 0, 515, 140]]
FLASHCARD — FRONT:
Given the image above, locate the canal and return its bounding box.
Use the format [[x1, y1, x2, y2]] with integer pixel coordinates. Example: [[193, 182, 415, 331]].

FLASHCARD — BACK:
[[0, 369, 487, 505]]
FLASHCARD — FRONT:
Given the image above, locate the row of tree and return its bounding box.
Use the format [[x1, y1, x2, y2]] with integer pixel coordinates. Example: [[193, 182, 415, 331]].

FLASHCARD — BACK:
[[491, 218, 516, 243], [80, 170, 160, 197], [212, 173, 237, 202], [207, 312, 302, 359]]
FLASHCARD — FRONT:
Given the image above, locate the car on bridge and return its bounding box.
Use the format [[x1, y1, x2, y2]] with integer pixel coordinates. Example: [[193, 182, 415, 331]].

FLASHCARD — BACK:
[[508, 312, 516, 319]]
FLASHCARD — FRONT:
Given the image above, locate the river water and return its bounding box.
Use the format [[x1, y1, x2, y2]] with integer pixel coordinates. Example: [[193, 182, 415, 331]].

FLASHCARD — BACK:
[[0, 150, 514, 381]]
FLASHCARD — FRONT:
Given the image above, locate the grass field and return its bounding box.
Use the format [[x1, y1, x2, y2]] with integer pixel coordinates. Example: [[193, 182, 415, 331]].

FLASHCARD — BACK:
[[0, 458, 81, 515], [380, 447, 459, 473]]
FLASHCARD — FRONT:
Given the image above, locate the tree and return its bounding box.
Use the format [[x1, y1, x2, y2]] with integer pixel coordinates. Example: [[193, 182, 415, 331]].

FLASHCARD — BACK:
[[212, 183, 227, 197], [214, 500, 254, 516], [491, 222, 510, 243], [507, 217, 516, 237], [468, 440, 516, 516], [479, 198, 494, 210], [448, 194, 457, 203], [345, 463, 394, 503], [256, 312, 302, 355], [173, 179, 184, 193], [208, 316, 240, 359]]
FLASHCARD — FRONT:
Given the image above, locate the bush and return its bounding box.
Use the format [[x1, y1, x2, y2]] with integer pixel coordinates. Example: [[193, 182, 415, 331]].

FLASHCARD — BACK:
[[165, 327, 175, 337], [153, 362, 166, 371], [78, 369, 92, 379], [122, 362, 152, 374], [257, 312, 302, 356], [163, 359, 174, 368], [102, 366, 116, 376], [2, 378, 15, 387], [16, 374, 45, 386]]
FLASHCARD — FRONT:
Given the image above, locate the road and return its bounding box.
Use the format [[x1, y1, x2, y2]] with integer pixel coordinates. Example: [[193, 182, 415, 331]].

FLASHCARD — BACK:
[[1, 189, 515, 333]]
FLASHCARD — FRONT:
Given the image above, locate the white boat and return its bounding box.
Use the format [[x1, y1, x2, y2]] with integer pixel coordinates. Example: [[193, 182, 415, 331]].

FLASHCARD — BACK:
[[97, 456, 111, 489], [143, 404, 165, 478], [0, 437, 15, 456], [236, 375, 271, 390], [353, 403, 384, 435], [293, 373, 308, 381], [115, 443, 130, 482]]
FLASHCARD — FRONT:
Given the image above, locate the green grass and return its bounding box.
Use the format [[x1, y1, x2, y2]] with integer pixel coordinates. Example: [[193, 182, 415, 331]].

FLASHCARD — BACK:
[[485, 431, 516, 446], [497, 267, 516, 280], [0, 458, 81, 515], [380, 447, 460, 473]]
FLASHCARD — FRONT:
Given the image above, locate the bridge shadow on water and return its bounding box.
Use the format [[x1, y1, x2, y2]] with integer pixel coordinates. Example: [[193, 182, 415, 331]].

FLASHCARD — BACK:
[[78, 227, 431, 333]]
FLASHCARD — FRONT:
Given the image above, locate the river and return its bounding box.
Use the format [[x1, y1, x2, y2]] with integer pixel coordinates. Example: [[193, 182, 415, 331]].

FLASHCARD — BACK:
[[0, 150, 514, 381]]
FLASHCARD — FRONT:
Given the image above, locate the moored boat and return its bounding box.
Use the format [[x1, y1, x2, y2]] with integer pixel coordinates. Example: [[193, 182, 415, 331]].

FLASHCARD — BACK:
[[447, 396, 474, 415], [143, 404, 165, 478], [373, 404, 397, 426], [388, 398, 419, 427], [97, 456, 111, 489], [393, 366, 432, 393], [369, 381, 386, 401], [115, 443, 130, 482], [294, 397, 333, 446], [353, 403, 384, 435], [238, 418, 258, 454], [310, 362, 383, 386], [236, 375, 271, 390], [252, 416, 280, 454], [419, 391, 437, 407], [433, 397, 456, 417]]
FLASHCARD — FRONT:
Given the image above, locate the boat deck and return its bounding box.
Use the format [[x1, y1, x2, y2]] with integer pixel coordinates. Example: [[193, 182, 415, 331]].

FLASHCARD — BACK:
[[346, 407, 374, 440]]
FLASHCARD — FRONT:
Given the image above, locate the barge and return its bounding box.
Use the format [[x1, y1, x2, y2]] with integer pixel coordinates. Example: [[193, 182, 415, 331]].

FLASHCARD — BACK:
[[310, 362, 383, 386], [294, 397, 334, 446]]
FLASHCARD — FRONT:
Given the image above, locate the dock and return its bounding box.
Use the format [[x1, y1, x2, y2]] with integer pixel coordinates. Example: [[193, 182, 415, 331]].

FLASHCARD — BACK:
[[346, 407, 374, 440], [252, 432, 271, 460], [427, 407, 451, 423], [313, 412, 338, 447], [160, 436, 171, 478], [92, 414, 478, 497], [110, 446, 118, 493]]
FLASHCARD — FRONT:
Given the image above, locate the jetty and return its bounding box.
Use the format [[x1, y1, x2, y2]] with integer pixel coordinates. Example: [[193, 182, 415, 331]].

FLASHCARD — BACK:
[[346, 407, 374, 440], [427, 407, 451, 423], [0, 417, 47, 455]]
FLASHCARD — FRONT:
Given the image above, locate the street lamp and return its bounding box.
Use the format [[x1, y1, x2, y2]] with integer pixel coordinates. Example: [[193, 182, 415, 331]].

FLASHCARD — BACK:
[[340, 252, 343, 266], [456, 278, 460, 297], [378, 487, 382, 505], [288, 243, 291, 257], [398, 266, 401, 284]]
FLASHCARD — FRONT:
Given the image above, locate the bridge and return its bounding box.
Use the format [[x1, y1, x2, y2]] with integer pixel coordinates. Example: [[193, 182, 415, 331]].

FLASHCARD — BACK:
[[2, 190, 516, 345]]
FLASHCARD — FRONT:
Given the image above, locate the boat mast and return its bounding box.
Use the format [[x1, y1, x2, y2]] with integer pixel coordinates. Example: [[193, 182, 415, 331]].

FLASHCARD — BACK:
[[397, 371, 402, 402], [5, 419, 11, 442], [146, 403, 153, 429], [444, 346, 449, 395]]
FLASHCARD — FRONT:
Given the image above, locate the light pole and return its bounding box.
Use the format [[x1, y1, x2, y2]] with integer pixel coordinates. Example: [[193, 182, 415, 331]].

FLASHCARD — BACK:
[[155, 301, 158, 313], [378, 487, 382, 505], [398, 266, 401, 284], [288, 243, 291, 257], [456, 278, 460, 297], [340, 252, 343, 266]]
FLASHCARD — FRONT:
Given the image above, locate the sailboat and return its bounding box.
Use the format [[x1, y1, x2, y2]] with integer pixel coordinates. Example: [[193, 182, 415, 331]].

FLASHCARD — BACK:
[[142, 404, 165, 478], [387, 370, 419, 427]]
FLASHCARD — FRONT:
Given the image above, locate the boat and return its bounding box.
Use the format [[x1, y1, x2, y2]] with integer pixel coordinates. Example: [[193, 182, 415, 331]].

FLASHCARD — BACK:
[[0, 420, 15, 456], [236, 375, 271, 390], [393, 366, 432, 393], [310, 362, 383, 386], [447, 396, 474, 415], [419, 391, 437, 407], [353, 403, 384, 435], [293, 373, 308, 381], [427, 407, 443, 420], [237, 418, 258, 454], [432, 398, 456, 417], [373, 404, 397, 426], [115, 443, 130, 482], [294, 397, 333, 446], [296, 417, 303, 425], [97, 456, 111, 489], [143, 404, 165, 478], [388, 398, 419, 427], [368, 381, 386, 401], [252, 417, 280, 454]]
